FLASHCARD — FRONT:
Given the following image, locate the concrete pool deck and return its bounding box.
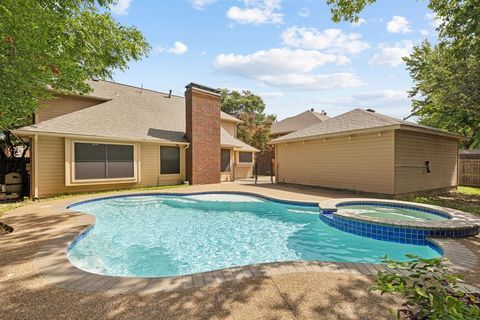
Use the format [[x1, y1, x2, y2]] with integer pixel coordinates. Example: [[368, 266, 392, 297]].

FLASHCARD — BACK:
[[1, 182, 479, 319]]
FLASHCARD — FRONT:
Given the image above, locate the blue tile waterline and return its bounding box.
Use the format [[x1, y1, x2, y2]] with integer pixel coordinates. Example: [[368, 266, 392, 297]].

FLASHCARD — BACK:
[[66, 193, 441, 277], [320, 200, 478, 247]]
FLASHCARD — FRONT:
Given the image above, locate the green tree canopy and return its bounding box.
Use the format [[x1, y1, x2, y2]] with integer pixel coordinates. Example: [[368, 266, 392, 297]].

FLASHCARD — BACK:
[[0, 0, 150, 131], [327, 0, 480, 147], [220, 89, 276, 151]]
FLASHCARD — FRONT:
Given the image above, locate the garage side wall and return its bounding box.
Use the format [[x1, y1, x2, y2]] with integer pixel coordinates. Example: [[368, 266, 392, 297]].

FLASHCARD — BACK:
[[394, 130, 458, 194], [275, 131, 395, 194]]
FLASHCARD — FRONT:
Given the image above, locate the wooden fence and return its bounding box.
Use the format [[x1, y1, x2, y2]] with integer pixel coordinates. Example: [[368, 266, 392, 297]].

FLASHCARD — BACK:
[[459, 159, 480, 187]]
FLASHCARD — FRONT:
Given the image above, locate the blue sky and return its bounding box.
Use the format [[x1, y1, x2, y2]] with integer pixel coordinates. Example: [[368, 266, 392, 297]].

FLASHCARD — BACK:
[[109, 0, 439, 120]]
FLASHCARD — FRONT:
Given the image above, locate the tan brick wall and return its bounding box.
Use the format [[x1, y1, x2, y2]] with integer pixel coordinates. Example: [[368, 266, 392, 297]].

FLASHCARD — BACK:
[[185, 86, 221, 184]]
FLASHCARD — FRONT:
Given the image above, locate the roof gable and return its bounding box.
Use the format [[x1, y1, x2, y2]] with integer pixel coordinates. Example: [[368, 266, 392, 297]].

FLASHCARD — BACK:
[[271, 110, 329, 135]]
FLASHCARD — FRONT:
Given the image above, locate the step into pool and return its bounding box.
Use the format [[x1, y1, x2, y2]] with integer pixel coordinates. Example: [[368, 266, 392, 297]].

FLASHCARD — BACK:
[[67, 193, 441, 277]]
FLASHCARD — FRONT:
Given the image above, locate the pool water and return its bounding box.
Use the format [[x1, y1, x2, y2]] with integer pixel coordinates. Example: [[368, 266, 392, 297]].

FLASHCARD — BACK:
[[338, 205, 448, 222], [67, 194, 441, 277]]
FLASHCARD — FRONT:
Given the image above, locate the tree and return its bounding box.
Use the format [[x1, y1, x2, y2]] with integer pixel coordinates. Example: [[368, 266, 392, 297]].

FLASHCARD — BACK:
[[326, 0, 480, 147], [0, 0, 149, 134], [220, 89, 276, 151]]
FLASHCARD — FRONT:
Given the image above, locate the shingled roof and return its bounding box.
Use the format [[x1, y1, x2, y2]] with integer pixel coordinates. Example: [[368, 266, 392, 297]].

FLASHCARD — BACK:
[[15, 80, 244, 145], [220, 127, 259, 152], [271, 108, 462, 143], [270, 109, 329, 135]]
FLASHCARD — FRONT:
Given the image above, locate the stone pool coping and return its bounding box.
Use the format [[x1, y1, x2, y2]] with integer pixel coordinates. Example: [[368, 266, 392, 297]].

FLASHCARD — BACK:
[[34, 192, 479, 294], [319, 198, 480, 230]]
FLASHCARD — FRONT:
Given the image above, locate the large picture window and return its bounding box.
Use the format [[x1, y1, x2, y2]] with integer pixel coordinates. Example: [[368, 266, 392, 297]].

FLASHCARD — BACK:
[[238, 152, 253, 163], [74, 143, 134, 180], [221, 149, 231, 172], [160, 146, 180, 174]]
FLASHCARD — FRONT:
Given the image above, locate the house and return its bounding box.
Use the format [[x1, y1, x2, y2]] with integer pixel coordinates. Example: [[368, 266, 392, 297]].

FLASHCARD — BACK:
[[14, 81, 258, 199], [256, 108, 329, 175], [271, 108, 463, 196], [270, 108, 329, 137]]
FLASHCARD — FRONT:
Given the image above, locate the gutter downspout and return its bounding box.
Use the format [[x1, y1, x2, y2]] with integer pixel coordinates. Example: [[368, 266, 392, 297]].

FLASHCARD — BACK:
[[183, 144, 190, 185], [33, 135, 39, 200]]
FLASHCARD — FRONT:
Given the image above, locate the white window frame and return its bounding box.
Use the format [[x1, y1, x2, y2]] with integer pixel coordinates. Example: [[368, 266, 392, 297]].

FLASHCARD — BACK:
[[65, 138, 139, 186]]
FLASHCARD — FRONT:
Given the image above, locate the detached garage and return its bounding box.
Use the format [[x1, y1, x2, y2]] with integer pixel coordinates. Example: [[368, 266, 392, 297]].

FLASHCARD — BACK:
[[270, 109, 462, 196]]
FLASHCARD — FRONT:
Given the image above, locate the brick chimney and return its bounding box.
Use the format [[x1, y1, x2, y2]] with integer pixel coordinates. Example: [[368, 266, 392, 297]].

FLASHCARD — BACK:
[[185, 83, 221, 184]]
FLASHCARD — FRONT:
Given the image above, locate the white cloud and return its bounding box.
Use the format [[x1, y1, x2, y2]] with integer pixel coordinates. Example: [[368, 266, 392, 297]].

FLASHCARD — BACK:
[[315, 90, 410, 118], [261, 91, 284, 98], [168, 41, 188, 55], [155, 41, 189, 55], [190, 0, 216, 10], [352, 90, 408, 103], [110, 0, 133, 15], [369, 41, 414, 67], [227, 0, 283, 25], [260, 73, 364, 90], [213, 48, 363, 90], [214, 48, 349, 77], [351, 18, 367, 28], [281, 26, 369, 54], [297, 8, 310, 18], [420, 29, 429, 36], [425, 12, 443, 29], [386, 16, 412, 33]]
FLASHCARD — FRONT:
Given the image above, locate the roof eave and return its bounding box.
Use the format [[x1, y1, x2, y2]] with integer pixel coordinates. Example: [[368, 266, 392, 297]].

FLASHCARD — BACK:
[[398, 124, 465, 140], [13, 129, 190, 145], [221, 118, 243, 124], [235, 148, 259, 152], [221, 143, 243, 148], [270, 125, 401, 144]]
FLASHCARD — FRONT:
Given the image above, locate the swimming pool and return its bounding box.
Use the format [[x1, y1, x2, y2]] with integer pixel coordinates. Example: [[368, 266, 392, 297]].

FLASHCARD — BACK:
[[67, 193, 441, 277], [337, 204, 448, 222]]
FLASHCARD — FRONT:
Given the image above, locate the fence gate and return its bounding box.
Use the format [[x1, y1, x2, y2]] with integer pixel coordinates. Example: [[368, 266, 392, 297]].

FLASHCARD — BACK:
[[459, 159, 480, 187]]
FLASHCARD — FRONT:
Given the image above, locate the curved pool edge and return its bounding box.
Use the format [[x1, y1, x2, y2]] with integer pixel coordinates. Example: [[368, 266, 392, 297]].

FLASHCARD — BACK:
[[34, 191, 478, 294], [66, 190, 320, 210]]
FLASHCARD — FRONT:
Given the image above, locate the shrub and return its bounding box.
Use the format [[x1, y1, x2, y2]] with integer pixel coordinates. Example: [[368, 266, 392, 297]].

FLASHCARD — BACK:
[[372, 254, 480, 319]]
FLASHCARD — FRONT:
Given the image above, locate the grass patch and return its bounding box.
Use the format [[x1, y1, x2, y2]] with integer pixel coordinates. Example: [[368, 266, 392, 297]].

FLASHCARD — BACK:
[[0, 184, 187, 218], [0, 200, 33, 217], [402, 186, 480, 216], [458, 186, 480, 196]]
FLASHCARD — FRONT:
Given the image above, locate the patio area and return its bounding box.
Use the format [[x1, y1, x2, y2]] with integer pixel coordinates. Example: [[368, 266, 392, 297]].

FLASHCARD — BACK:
[[1, 182, 479, 319]]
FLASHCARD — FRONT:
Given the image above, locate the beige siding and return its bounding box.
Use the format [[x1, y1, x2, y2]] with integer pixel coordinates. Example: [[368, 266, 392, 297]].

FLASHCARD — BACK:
[[234, 166, 253, 179], [221, 120, 236, 137], [36, 96, 103, 123], [234, 151, 254, 179], [35, 136, 185, 198], [394, 130, 458, 194], [276, 131, 395, 194]]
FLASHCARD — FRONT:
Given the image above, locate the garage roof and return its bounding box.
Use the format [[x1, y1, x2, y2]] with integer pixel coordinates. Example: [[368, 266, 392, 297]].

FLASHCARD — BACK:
[[271, 108, 463, 143]]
